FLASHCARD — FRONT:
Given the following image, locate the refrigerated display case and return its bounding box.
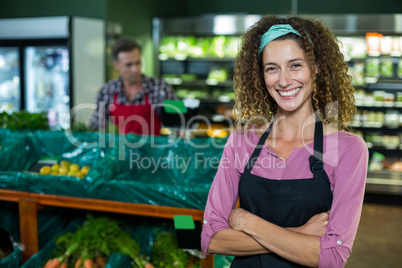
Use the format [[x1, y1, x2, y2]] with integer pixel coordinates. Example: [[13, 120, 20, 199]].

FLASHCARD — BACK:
[[0, 16, 105, 129], [153, 14, 402, 195], [24, 45, 70, 128], [0, 47, 20, 113]]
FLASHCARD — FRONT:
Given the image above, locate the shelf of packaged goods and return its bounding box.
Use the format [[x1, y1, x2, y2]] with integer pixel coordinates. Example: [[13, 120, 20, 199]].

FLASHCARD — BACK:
[[174, 96, 234, 105], [198, 98, 235, 105], [0, 189, 213, 267], [365, 144, 402, 151], [345, 57, 366, 63], [365, 171, 402, 195], [365, 82, 402, 92], [350, 122, 401, 129], [166, 79, 234, 88], [160, 57, 236, 62], [356, 103, 402, 108]]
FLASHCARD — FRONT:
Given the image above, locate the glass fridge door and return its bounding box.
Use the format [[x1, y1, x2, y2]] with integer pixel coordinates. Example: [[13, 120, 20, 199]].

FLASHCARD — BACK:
[[0, 47, 20, 113], [25, 45, 70, 129]]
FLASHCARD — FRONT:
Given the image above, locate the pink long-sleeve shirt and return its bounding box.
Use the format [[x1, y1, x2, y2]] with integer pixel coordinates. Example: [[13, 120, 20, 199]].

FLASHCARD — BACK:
[[201, 129, 368, 267]]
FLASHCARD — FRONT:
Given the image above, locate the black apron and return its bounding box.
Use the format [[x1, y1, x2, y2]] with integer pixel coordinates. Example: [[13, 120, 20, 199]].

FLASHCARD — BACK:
[[231, 116, 333, 267]]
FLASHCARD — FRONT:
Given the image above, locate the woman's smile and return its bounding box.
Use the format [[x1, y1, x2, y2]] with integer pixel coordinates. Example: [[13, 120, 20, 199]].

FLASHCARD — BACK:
[[277, 87, 301, 99]]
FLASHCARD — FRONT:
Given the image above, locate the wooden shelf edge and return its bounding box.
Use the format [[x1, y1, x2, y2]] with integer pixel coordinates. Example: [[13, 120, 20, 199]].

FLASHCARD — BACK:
[[0, 189, 204, 222], [0, 188, 31, 202]]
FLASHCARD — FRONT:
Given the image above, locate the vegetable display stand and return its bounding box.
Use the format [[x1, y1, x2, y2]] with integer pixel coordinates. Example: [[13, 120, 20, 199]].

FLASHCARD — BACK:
[[0, 129, 227, 267], [0, 189, 214, 267]]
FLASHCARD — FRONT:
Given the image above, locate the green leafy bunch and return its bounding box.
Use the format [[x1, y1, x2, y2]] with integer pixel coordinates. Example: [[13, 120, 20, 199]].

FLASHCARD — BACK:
[[51, 215, 148, 267], [151, 230, 199, 268], [0, 111, 49, 130]]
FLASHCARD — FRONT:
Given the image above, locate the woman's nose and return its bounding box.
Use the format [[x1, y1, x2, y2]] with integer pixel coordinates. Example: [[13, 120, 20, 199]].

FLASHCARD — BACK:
[[278, 70, 292, 88]]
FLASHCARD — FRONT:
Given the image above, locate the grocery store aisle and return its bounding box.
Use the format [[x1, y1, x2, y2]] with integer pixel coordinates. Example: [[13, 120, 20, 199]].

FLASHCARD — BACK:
[[346, 202, 402, 268]]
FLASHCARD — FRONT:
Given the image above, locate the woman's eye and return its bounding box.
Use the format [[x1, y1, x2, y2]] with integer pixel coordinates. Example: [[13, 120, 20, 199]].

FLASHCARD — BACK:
[[265, 67, 276, 72]]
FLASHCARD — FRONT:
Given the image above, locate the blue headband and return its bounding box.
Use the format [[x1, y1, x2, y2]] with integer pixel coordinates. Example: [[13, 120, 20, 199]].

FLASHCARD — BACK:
[[258, 24, 302, 55]]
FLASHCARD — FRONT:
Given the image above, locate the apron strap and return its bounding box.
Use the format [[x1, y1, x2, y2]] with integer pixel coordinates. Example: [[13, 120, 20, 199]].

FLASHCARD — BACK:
[[308, 114, 329, 183], [243, 121, 274, 175]]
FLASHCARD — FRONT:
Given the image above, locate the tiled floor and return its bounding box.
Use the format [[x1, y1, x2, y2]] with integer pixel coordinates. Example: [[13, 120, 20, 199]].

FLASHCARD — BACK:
[[346, 202, 402, 268]]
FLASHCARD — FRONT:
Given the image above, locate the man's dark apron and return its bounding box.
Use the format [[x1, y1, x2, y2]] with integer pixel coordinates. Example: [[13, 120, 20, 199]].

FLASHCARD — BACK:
[[231, 116, 333, 267]]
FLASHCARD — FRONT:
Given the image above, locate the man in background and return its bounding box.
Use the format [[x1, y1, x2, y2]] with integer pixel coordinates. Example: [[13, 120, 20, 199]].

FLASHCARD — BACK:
[[89, 38, 175, 135]]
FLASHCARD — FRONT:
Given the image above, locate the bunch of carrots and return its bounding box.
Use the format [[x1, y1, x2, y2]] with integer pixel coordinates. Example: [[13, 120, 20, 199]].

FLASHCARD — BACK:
[[42, 215, 150, 268]]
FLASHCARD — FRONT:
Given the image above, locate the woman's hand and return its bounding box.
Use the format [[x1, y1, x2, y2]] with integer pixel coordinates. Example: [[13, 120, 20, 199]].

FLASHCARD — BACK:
[[295, 210, 330, 237], [228, 208, 257, 232]]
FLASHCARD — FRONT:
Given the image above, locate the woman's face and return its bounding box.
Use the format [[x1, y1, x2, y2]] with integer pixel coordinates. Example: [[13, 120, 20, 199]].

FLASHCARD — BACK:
[[262, 39, 314, 113]]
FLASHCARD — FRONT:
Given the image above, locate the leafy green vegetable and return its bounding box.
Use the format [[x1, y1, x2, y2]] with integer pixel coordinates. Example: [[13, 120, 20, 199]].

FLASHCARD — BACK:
[[51, 215, 148, 267], [0, 111, 49, 130], [151, 230, 199, 268]]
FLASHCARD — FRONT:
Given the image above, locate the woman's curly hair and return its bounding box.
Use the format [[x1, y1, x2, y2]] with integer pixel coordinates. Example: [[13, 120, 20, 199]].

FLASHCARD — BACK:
[[233, 15, 356, 130]]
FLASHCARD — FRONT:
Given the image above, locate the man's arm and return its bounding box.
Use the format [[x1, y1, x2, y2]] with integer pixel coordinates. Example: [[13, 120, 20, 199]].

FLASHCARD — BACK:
[[89, 86, 110, 130]]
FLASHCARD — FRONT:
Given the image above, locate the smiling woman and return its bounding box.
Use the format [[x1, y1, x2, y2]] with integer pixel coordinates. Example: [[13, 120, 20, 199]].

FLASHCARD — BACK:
[[262, 39, 314, 113], [201, 15, 368, 268], [233, 16, 355, 130]]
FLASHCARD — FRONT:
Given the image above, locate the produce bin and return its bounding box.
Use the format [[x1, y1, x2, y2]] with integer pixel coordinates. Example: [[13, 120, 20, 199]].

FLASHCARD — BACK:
[[0, 202, 79, 249], [22, 215, 200, 268], [0, 128, 226, 267], [0, 248, 22, 268], [21, 218, 84, 268], [0, 129, 227, 210]]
